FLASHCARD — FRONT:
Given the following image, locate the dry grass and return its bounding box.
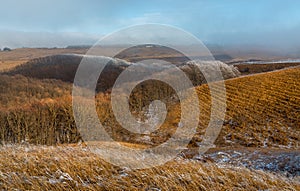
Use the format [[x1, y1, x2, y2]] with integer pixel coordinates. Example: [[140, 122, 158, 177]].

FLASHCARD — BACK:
[[193, 67, 300, 148], [222, 67, 300, 147], [0, 67, 299, 148], [0, 48, 89, 73], [0, 60, 27, 72], [0, 60, 299, 190], [0, 145, 298, 191], [96, 66, 300, 148]]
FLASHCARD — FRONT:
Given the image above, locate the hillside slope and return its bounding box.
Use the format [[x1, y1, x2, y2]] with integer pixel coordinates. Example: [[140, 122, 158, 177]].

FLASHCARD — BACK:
[[1, 66, 298, 149], [194, 66, 300, 148], [5, 54, 240, 92], [92, 66, 300, 149]]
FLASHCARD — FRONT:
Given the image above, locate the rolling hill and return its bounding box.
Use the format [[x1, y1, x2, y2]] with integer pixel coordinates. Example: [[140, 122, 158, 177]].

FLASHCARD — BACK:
[[0, 48, 88, 71], [4, 54, 240, 92], [0, 62, 298, 149], [0, 56, 299, 190]]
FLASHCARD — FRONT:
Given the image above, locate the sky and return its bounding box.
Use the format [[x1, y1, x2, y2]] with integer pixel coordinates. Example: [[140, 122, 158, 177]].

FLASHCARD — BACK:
[[0, 0, 300, 51]]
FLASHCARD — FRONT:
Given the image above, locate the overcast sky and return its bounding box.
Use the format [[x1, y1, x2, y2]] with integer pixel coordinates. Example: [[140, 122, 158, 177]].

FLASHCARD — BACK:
[[0, 0, 300, 50]]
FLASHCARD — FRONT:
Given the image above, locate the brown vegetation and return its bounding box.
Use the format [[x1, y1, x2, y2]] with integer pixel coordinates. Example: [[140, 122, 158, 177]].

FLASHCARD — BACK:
[[0, 145, 298, 191], [0, 48, 88, 71], [0, 66, 298, 149], [0, 74, 71, 110], [234, 62, 300, 75], [193, 67, 300, 148], [5, 55, 240, 91], [0, 56, 299, 190]]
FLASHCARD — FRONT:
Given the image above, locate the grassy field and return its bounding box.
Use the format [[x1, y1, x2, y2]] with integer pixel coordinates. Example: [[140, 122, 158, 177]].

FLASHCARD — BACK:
[[0, 145, 299, 191], [0, 52, 299, 190], [198, 66, 300, 148]]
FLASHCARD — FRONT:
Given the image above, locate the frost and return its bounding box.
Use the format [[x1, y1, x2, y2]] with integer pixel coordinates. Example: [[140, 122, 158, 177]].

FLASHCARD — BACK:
[[195, 149, 300, 177]]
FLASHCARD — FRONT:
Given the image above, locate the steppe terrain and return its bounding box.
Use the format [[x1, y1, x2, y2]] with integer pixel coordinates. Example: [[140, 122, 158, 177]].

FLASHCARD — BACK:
[[0, 47, 299, 190]]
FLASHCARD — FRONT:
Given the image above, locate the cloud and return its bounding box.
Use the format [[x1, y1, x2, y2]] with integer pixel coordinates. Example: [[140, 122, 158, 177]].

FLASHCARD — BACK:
[[0, 0, 299, 52], [0, 31, 102, 48]]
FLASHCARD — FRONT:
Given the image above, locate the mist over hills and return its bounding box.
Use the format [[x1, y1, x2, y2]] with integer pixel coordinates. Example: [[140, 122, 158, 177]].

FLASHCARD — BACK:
[[1, 30, 300, 61]]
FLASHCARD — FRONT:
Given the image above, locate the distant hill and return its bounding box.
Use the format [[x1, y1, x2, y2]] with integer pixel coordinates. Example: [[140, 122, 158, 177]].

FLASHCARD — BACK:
[[234, 62, 300, 75], [66, 45, 92, 49], [5, 54, 240, 92], [0, 47, 88, 71]]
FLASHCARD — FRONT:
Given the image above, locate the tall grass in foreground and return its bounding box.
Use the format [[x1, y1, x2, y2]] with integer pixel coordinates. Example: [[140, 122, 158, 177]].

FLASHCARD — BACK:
[[0, 145, 299, 191]]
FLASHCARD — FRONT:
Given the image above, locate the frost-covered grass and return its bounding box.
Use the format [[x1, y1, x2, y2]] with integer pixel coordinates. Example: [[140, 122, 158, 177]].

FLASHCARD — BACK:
[[0, 144, 299, 191], [195, 147, 300, 177]]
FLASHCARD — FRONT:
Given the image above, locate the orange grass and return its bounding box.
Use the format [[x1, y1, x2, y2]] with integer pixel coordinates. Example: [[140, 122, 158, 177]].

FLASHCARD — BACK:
[[0, 145, 299, 191]]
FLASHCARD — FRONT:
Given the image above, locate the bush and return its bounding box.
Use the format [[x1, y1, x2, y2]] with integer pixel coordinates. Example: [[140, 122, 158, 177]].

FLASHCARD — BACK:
[[3, 47, 11, 51]]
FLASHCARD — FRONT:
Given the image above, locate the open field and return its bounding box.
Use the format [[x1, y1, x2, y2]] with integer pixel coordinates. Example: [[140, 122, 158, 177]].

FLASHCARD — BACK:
[[0, 48, 88, 71], [0, 50, 299, 190]]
